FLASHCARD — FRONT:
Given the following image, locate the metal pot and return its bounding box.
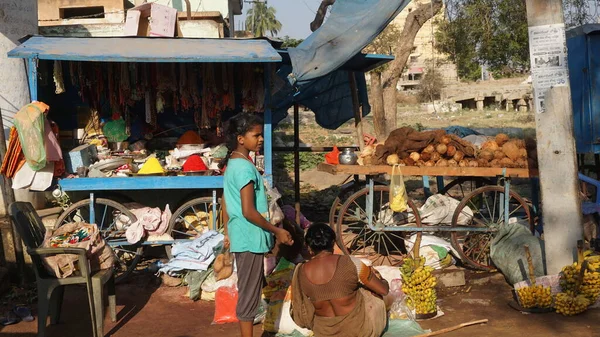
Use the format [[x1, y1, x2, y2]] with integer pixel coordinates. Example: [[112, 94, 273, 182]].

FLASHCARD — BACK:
[[338, 148, 358, 165]]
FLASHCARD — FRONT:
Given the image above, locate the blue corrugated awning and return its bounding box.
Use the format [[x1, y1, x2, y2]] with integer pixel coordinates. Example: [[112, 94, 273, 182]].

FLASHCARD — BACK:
[[278, 50, 394, 72], [7, 36, 282, 63]]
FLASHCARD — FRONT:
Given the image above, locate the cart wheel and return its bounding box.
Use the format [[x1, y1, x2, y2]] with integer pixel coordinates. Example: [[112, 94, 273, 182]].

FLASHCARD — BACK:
[[166, 197, 222, 259], [54, 198, 142, 283], [329, 181, 387, 228], [439, 177, 493, 200], [450, 185, 533, 271], [336, 185, 422, 266]]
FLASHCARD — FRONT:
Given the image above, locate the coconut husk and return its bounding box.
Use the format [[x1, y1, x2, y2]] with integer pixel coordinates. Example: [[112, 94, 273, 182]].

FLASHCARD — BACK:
[[448, 134, 476, 157], [500, 157, 515, 168], [214, 251, 234, 281], [468, 160, 479, 167], [423, 144, 435, 154], [420, 152, 432, 162], [482, 140, 499, 152], [404, 157, 416, 166], [494, 150, 506, 160], [511, 139, 526, 149], [425, 160, 435, 167], [459, 159, 468, 167], [441, 135, 452, 145], [378, 127, 445, 161], [478, 150, 494, 161], [515, 158, 527, 168], [495, 133, 510, 146], [519, 148, 528, 159], [477, 158, 490, 167], [431, 152, 442, 162], [416, 160, 426, 166], [490, 159, 501, 168], [502, 141, 521, 161]]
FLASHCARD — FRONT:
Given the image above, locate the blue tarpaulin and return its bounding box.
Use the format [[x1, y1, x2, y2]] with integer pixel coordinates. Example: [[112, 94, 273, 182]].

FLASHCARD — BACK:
[[288, 0, 409, 86]]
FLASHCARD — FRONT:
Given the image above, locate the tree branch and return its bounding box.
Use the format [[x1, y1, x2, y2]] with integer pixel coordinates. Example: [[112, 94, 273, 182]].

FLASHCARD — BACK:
[[310, 0, 336, 32], [382, 0, 444, 88]]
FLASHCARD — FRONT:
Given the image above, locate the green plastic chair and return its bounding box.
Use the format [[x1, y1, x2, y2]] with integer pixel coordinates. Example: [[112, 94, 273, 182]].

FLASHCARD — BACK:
[[8, 202, 116, 337]]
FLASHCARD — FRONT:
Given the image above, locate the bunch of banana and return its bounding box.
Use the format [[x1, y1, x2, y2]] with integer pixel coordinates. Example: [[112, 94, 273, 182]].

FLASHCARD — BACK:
[[401, 257, 437, 315], [560, 256, 600, 302], [516, 284, 553, 308], [554, 292, 591, 316]]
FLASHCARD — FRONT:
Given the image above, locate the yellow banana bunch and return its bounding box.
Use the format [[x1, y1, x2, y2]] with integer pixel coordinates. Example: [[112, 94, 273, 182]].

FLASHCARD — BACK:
[[401, 257, 437, 315], [554, 292, 590, 316], [516, 284, 552, 309], [559, 256, 600, 302]]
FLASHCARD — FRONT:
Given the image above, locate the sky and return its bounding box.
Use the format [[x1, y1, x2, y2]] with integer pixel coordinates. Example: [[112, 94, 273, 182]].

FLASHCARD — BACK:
[[237, 0, 324, 39]]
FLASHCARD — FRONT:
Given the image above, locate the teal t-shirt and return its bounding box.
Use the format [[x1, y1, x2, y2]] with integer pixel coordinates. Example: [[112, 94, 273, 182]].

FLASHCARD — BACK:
[[223, 158, 273, 253]]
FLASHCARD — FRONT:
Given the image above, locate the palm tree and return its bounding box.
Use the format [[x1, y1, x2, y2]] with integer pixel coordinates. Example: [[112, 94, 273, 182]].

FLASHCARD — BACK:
[[246, 2, 282, 37]]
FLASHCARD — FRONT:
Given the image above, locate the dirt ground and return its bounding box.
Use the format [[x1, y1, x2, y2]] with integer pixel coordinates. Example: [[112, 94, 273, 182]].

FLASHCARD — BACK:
[[1, 270, 598, 337]]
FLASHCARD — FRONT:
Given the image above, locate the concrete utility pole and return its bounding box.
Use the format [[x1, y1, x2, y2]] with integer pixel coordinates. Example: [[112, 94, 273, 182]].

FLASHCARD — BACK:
[[525, 0, 583, 274]]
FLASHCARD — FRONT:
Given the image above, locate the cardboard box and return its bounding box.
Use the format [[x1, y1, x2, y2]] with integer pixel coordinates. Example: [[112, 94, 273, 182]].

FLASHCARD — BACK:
[[124, 3, 178, 37]]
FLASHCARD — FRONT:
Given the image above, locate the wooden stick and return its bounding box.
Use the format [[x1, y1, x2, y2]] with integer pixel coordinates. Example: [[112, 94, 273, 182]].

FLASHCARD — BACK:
[[413, 319, 488, 337], [524, 245, 536, 286]]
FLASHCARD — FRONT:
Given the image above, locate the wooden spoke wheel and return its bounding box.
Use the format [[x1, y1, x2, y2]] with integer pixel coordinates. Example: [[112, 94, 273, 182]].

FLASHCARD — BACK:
[[55, 198, 142, 283], [166, 197, 222, 259], [335, 185, 422, 266], [450, 185, 533, 271]]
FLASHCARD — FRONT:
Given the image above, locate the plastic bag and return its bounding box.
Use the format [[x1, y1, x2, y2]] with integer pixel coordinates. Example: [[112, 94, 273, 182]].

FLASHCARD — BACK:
[[389, 292, 415, 322], [14, 103, 47, 171], [212, 286, 239, 324], [264, 180, 284, 225], [390, 165, 408, 213], [418, 194, 473, 225]]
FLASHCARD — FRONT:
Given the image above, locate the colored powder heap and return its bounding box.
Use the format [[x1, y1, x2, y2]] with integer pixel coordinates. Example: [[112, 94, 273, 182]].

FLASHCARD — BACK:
[[183, 154, 208, 172], [138, 157, 165, 175], [177, 130, 203, 145]]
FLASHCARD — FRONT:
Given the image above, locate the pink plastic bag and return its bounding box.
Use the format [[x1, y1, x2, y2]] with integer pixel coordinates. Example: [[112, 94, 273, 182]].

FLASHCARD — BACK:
[[212, 286, 239, 324]]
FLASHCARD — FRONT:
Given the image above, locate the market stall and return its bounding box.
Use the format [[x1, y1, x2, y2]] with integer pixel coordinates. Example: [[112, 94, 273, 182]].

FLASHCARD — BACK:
[[7, 35, 282, 281]]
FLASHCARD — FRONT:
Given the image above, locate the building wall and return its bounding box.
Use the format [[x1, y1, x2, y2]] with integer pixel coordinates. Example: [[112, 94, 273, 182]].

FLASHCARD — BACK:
[[135, 0, 241, 19], [38, 0, 125, 26], [392, 1, 458, 88]]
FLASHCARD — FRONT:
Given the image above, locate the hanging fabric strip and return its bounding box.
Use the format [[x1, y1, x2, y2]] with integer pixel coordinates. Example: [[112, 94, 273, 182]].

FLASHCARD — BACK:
[[53, 61, 66, 94]]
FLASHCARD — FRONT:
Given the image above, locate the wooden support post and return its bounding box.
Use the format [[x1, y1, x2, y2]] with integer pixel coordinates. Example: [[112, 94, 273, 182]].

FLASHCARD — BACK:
[[293, 103, 301, 225], [0, 109, 24, 284], [348, 71, 365, 151], [526, 0, 582, 274]]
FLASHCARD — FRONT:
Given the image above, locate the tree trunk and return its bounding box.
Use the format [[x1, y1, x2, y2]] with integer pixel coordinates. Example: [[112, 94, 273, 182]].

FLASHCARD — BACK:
[[379, 0, 443, 136], [369, 72, 386, 140], [311, 0, 336, 32]]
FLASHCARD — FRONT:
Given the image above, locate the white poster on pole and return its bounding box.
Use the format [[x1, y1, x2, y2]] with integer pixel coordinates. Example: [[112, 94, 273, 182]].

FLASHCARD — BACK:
[[528, 23, 569, 113]]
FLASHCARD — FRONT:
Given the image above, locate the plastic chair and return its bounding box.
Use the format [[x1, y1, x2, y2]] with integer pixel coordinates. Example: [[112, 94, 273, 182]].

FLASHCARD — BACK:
[[8, 202, 116, 337]]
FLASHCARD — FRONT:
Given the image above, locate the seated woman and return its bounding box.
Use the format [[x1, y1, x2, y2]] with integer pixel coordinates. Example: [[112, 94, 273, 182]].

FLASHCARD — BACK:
[[291, 223, 390, 337]]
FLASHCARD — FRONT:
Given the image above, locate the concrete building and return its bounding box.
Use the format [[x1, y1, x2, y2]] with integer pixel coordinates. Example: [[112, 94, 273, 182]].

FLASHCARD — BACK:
[[392, 0, 458, 90], [37, 0, 242, 38]]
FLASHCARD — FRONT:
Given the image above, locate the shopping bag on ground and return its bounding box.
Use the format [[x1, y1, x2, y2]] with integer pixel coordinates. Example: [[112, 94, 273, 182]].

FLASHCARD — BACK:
[[212, 286, 239, 324], [390, 164, 408, 212]]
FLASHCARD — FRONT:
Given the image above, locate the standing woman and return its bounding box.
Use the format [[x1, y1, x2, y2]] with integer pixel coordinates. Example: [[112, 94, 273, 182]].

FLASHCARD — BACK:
[[220, 113, 294, 337]]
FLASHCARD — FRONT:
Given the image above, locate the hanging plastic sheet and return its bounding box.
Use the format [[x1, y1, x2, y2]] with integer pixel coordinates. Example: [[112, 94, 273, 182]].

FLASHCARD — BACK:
[[287, 0, 410, 86]]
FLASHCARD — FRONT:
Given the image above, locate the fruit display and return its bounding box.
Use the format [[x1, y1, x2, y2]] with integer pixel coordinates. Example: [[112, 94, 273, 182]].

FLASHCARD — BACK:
[[554, 293, 591, 316], [516, 284, 553, 309], [554, 254, 600, 316], [359, 126, 538, 168], [400, 257, 437, 315]]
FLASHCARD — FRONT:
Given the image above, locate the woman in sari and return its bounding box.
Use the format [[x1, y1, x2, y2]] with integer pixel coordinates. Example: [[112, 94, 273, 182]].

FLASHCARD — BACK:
[[291, 223, 390, 337]]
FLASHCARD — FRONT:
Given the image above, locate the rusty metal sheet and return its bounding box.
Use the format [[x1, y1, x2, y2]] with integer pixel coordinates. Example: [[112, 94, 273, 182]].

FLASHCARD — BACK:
[[7, 36, 282, 63]]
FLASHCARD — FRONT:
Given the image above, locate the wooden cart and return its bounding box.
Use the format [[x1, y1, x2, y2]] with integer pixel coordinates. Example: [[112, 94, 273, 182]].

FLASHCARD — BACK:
[[319, 163, 539, 271]]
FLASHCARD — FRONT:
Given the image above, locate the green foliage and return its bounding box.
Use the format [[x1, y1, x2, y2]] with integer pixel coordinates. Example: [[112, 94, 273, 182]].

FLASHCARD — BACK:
[[417, 69, 444, 103], [274, 152, 324, 172], [281, 35, 304, 48], [246, 3, 282, 37], [437, 0, 600, 81], [363, 24, 400, 74]]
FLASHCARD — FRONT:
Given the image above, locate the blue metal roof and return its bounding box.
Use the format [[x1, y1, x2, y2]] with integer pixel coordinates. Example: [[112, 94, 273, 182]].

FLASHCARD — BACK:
[[278, 50, 394, 72], [7, 36, 282, 63]]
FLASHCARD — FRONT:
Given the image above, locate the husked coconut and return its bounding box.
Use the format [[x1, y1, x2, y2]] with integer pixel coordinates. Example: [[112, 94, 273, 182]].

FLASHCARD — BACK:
[[490, 159, 501, 168], [410, 152, 421, 162], [515, 158, 527, 168], [431, 152, 442, 162], [477, 158, 489, 167], [416, 160, 426, 166], [500, 157, 515, 168], [494, 150, 506, 160], [468, 160, 479, 167], [436, 159, 449, 167], [404, 158, 416, 166], [453, 151, 465, 162], [446, 145, 457, 158], [425, 160, 435, 167], [459, 159, 468, 167], [519, 148, 528, 159], [423, 144, 435, 153], [441, 135, 452, 145], [386, 154, 400, 165], [448, 159, 458, 167], [436, 143, 448, 155]]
